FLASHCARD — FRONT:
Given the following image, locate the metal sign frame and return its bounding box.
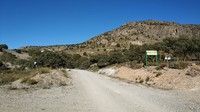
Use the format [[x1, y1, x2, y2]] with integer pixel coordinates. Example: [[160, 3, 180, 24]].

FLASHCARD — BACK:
[[145, 50, 159, 66]]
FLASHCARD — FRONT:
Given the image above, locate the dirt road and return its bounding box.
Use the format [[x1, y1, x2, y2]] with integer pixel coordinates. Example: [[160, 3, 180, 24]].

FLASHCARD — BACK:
[[0, 69, 200, 112]]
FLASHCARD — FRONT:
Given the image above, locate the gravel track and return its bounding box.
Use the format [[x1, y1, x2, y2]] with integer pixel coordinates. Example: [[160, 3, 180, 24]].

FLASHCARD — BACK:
[[0, 69, 199, 112]]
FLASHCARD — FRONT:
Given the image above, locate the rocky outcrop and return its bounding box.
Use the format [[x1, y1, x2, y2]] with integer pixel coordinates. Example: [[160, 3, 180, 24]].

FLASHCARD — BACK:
[[86, 20, 200, 48]]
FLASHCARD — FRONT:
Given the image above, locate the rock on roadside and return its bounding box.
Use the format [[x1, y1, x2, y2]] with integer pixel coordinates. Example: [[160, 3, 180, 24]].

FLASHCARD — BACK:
[[98, 67, 118, 77]]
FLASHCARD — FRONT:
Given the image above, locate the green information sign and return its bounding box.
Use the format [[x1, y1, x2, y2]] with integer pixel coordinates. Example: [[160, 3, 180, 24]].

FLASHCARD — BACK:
[[145, 50, 159, 66]]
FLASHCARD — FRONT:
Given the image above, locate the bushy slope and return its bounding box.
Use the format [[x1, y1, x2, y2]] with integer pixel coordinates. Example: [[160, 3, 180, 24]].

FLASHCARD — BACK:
[[23, 20, 200, 55]]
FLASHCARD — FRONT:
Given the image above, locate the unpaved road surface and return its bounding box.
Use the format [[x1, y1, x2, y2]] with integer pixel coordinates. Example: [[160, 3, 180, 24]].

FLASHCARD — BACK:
[[0, 69, 200, 112]]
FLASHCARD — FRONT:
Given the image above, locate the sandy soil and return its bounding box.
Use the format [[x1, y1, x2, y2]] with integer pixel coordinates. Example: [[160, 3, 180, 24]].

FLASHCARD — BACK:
[[0, 69, 200, 112], [100, 65, 200, 90]]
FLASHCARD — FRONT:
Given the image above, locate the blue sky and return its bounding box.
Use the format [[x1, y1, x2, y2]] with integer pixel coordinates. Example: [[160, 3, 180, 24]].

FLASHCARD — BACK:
[[0, 0, 200, 49]]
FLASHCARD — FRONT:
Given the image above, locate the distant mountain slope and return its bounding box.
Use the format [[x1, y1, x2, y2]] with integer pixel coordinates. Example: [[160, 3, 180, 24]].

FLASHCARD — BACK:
[[85, 20, 200, 48], [23, 20, 200, 54]]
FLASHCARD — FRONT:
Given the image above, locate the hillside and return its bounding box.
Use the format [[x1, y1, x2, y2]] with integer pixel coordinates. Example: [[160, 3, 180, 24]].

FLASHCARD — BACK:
[[23, 20, 200, 55], [86, 20, 200, 47], [1, 20, 200, 91]]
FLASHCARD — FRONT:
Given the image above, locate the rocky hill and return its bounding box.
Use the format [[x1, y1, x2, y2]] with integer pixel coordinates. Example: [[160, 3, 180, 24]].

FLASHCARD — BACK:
[[85, 20, 200, 48], [23, 20, 200, 55]]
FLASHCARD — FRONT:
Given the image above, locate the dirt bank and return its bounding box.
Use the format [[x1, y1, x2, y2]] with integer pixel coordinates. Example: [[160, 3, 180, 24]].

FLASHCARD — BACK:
[[9, 69, 71, 90], [99, 65, 200, 90]]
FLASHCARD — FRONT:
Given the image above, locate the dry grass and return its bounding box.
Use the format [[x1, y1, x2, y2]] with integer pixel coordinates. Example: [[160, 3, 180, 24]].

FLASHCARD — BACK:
[[21, 69, 70, 88], [0, 67, 51, 85], [36, 67, 51, 74], [21, 68, 51, 85]]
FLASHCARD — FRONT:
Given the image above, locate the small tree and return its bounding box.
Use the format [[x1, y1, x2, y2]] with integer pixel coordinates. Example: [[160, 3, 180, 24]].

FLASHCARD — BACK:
[[0, 44, 8, 51]]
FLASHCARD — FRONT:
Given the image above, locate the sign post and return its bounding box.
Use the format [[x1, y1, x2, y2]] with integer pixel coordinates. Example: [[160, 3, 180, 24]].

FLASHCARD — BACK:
[[145, 50, 159, 66]]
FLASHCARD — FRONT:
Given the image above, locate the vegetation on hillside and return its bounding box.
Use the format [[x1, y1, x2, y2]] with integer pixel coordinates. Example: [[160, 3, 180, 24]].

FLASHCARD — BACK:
[[1, 36, 200, 70], [0, 35, 200, 86], [22, 20, 200, 54], [0, 67, 51, 85], [0, 61, 8, 70], [0, 44, 8, 51], [90, 36, 200, 68], [0, 52, 17, 63]]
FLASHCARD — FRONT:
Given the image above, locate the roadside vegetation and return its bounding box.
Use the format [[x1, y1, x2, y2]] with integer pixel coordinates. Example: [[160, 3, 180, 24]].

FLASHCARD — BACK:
[[91, 36, 200, 69], [0, 44, 8, 51], [1, 36, 200, 70], [0, 36, 199, 86], [0, 67, 50, 85]]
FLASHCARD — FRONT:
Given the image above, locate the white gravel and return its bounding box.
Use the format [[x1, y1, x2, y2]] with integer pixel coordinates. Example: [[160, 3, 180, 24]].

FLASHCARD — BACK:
[[0, 69, 200, 112]]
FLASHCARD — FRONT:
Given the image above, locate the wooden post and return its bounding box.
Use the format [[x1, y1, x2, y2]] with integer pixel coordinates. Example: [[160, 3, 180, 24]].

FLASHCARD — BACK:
[[145, 52, 148, 66]]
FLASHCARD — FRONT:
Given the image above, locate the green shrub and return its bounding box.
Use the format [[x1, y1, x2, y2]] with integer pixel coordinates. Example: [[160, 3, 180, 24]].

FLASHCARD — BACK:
[[97, 56, 110, 68], [72, 54, 81, 60], [0, 52, 17, 63], [9, 36, 197, 70], [83, 52, 87, 56], [129, 61, 143, 69], [90, 55, 102, 63], [37, 67, 51, 74], [14, 49, 22, 53], [30, 51, 92, 69], [64, 60, 74, 69], [27, 48, 42, 57], [78, 58, 91, 69], [169, 61, 188, 69], [14, 59, 28, 65], [11, 58, 35, 70], [34, 51, 66, 68], [62, 53, 92, 69], [116, 43, 121, 47], [162, 36, 200, 60], [108, 52, 127, 64], [0, 61, 8, 70], [60, 53, 75, 68], [0, 67, 51, 85], [125, 44, 145, 63], [0, 44, 8, 51], [0, 69, 31, 85], [156, 63, 167, 70]]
